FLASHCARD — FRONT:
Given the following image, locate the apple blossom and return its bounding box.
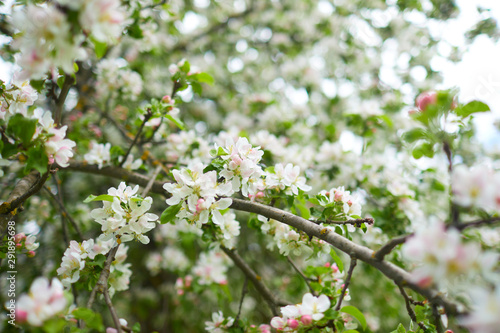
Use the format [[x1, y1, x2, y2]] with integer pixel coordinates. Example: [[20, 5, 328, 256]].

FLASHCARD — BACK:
[[16, 277, 67, 326]]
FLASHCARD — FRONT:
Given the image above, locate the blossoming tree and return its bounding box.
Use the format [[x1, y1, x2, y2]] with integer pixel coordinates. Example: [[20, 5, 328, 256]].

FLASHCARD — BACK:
[[0, 0, 499, 332]]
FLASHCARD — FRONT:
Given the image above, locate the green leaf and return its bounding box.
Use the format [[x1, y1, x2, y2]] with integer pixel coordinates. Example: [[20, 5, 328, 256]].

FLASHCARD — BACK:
[[72, 307, 104, 331], [91, 38, 107, 59], [25, 144, 49, 174], [132, 322, 141, 332], [160, 203, 182, 224], [165, 114, 185, 130], [397, 323, 407, 333], [403, 128, 427, 143], [343, 330, 360, 333], [330, 249, 344, 272], [83, 194, 115, 203], [455, 100, 490, 117], [191, 72, 214, 85], [340, 306, 367, 330], [191, 81, 203, 95], [7, 113, 38, 145]]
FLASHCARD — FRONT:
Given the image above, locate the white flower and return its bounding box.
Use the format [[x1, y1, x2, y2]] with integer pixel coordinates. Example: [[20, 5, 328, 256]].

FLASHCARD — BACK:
[[459, 286, 500, 333], [16, 277, 67, 326], [452, 164, 498, 211], [299, 293, 331, 321], [79, 0, 126, 43], [205, 311, 235, 332], [119, 154, 143, 171], [84, 141, 111, 169]]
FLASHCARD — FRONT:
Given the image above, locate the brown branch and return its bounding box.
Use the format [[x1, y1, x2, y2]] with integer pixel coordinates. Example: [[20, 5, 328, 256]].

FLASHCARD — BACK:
[[141, 165, 163, 197], [335, 257, 356, 311], [87, 245, 120, 309], [54, 75, 75, 127], [373, 235, 409, 261], [232, 277, 248, 327], [103, 287, 122, 333], [119, 108, 152, 168], [313, 217, 374, 226], [0, 171, 49, 237], [398, 284, 427, 331], [65, 162, 166, 195], [454, 217, 500, 231], [287, 257, 316, 296], [43, 186, 83, 240], [221, 246, 289, 316], [228, 198, 460, 316]]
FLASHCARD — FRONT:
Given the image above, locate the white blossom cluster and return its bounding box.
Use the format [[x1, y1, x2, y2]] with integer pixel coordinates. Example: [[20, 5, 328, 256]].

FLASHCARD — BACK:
[[264, 163, 312, 196], [16, 277, 68, 327], [146, 246, 190, 275], [83, 141, 111, 169], [11, 0, 125, 79], [57, 238, 131, 294], [165, 130, 212, 165], [270, 293, 332, 331], [192, 250, 232, 285], [218, 137, 265, 197], [402, 222, 498, 288], [95, 59, 143, 102], [33, 110, 76, 168], [452, 163, 500, 212], [163, 162, 234, 228], [319, 186, 363, 221], [90, 182, 159, 244], [0, 80, 38, 120], [258, 215, 311, 257]]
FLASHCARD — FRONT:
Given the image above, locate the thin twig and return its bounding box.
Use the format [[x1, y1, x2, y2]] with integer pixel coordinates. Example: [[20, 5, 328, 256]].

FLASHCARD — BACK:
[[373, 235, 409, 261], [87, 245, 120, 309], [221, 246, 289, 316], [398, 284, 427, 331], [233, 277, 248, 327], [313, 217, 374, 226], [119, 109, 153, 168], [335, 257, 357, 311], [141, 165, 162, 197], [54, 75, 75, 127], [43, 186, 83, 240], [103, 287, 122, 333], [287, 257, 316, 296], [454, 217, 500, 231]]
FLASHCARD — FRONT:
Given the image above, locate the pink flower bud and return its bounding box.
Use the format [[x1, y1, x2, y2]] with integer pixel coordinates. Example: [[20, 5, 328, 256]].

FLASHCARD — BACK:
[[106, 328, 119, 333], [287, 318, 299, 329], [27, 250, 36, 258], [256, 191, 265, 198], [445, 330, 454, 333], [16, 310, 28, 323], [331, 264, 339, 273], [415, 91, 437, 112], [14, 233, 26, 243], [16, 243, 23, 249], [162, 95, 172, 104], [259, 324, 271, 333], [196, 199, 205, 213], [324, 262, 331, 268], [185, 275, 193, 286], [301, 315, 313, 326]]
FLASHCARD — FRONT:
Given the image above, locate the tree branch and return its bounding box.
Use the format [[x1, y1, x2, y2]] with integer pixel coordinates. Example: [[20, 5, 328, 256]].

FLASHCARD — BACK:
[[0, 171, 49, 237], [103, 287, 122, 333], [54, 75, 75, 127], [287, 257, 316, 296], [65, 162, 166, 194], [43, 186, 83, 240], [228, 198, 460, 316], [313, 217, 374, 226], [119, 108, 152, 168], [221, 246, 288, 316], [335, 257, 356, 311], [373, 235, 409, 261], [87, 245, 120, 309], [397, 284, 427, 331]]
